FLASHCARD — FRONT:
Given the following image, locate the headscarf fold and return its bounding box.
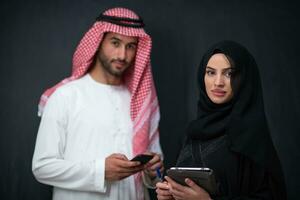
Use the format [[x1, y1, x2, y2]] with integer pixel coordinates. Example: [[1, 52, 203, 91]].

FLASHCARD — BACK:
[[187, 40, 286, 200], [38, 7, 160, 200]]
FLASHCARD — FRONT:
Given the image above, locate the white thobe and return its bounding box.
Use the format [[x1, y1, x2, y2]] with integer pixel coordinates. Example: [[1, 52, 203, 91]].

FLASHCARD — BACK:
[[32, 74, 159, 200]]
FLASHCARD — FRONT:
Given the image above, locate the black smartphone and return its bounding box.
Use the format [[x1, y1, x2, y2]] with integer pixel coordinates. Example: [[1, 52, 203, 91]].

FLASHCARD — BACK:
[[130, 154, 154, 165]]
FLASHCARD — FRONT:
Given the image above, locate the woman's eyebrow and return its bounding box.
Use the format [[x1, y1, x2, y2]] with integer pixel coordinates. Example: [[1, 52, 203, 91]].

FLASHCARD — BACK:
[[206, 66, 233, 70], [222, 67, 233, 71], [206, 66, 215, 70]]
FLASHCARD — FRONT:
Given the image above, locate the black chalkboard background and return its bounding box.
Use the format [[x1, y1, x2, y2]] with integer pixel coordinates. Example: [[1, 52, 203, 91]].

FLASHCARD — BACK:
[[1, 0, 299, 199]]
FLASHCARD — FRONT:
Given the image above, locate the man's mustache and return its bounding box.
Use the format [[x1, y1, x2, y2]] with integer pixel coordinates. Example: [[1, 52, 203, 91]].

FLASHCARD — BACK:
[[111, 58, 128, 65]]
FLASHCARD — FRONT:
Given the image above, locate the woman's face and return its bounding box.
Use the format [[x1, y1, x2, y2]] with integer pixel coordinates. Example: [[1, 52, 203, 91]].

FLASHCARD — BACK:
[[204, 53, 234, 104]]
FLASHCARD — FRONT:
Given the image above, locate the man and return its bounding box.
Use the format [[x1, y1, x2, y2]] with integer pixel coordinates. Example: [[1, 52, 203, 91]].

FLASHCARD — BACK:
[[32, 7, 163, 200]]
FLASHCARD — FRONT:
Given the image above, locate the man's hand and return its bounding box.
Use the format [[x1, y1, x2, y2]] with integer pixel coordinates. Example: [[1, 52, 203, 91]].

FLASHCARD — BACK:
[[144, 152, 164, 179], [105, 153, 144, 181]]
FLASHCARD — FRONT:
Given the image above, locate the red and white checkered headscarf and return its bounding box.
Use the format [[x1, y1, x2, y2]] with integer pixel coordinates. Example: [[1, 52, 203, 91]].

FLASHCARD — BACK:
[[38, 7, 160, 200]]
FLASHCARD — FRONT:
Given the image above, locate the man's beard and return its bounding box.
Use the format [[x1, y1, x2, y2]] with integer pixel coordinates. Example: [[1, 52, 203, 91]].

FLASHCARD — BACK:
[[97, 51, 133, 77]]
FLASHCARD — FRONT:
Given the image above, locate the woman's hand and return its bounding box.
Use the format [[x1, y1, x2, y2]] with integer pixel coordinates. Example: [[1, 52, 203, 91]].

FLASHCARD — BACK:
[[165, 176, 212, 200], [156, 181, 174, 200]]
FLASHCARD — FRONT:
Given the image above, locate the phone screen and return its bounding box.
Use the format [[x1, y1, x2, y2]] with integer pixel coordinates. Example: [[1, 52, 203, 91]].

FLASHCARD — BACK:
[[131, 154, 153, 164]]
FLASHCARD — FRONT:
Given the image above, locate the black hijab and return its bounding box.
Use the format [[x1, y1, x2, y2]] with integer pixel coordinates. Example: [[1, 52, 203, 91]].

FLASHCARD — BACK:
[[187, 41, 286, 199]]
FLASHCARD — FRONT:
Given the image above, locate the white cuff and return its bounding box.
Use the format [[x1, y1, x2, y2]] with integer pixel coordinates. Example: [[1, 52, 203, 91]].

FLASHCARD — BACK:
[[142, 171, 160, 189], [94, 159, 106, 192]]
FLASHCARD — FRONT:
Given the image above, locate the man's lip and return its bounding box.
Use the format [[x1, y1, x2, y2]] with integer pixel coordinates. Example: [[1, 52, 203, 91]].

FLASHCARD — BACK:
[[113, 61, 126, 68], [113, 61, 125, 65]]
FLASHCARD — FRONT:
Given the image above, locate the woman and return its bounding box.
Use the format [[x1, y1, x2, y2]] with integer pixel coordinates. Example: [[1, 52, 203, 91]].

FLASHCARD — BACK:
[[156, 41, 287, 200]]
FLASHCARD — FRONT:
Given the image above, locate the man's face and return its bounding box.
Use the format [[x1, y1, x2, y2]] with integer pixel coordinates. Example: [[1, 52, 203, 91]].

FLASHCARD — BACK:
[[97, 32, 138, 77]]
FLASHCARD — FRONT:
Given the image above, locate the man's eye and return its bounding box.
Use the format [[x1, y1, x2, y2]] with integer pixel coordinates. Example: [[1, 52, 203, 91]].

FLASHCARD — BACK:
[[112, 41, 120, 46], [127, 44, 137, 50]]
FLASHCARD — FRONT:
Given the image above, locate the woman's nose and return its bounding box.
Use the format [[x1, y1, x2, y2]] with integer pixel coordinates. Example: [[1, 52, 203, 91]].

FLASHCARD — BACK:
[[214, 74, 225, 87]]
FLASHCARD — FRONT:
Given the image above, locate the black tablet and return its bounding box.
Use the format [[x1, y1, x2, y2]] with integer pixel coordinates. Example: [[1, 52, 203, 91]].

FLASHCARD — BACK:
[[166, 167, 218, 195]]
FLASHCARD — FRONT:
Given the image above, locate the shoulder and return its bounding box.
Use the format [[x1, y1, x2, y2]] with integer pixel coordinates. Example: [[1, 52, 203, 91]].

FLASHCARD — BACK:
[[44, 76, 89, 110], [42, 76, 89, 116], [52, 76, 88, 99]]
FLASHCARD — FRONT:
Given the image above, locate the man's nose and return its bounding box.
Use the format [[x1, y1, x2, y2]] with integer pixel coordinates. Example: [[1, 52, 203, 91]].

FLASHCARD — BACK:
[[117, 46, 126, 60]]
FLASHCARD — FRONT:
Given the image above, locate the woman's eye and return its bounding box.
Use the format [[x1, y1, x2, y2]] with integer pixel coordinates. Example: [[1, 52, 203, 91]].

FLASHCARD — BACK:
[[206, 70, 214, 76], [224, 71, 232, 78]]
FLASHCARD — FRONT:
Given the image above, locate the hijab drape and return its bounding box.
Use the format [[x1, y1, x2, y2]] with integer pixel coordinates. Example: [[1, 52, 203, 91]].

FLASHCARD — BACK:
[[187, 41, 286, 200]]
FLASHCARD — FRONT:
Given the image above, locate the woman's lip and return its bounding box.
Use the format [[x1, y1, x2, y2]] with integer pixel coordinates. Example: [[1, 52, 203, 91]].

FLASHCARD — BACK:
[[211, 90, 226, 97]]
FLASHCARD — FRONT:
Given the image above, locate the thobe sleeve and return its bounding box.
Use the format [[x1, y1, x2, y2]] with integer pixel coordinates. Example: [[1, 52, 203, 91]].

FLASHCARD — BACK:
[[32, 90, 106, 193], [142, 171, 160, 189]]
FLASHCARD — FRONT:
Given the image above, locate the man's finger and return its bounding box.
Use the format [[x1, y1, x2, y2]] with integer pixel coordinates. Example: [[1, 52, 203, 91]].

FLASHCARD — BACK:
[[110, 153, 128, 160], [116, 159, 141, 168], [147, 153, 161, 165], [147, 161, 163, 170]]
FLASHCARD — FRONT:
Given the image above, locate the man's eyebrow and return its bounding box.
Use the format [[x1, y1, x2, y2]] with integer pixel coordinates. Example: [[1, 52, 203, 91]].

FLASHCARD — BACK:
[[110, 37, 121, 41], [109, 37, 138, 45], [128, 41, 138, 45]]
